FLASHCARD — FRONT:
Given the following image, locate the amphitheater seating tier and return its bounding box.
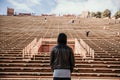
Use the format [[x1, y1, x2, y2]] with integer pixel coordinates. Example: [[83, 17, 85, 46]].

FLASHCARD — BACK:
[[0, 16, 120, 79]]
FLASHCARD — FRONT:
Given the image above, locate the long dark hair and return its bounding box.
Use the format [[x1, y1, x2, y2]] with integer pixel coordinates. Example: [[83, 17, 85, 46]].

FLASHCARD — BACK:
[[57, 33, 67, 45]]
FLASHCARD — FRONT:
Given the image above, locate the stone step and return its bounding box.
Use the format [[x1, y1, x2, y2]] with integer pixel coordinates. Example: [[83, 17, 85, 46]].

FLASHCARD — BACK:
[[1, 60, 120, 64], [0, 67, 120, 73], [0, 72, 120, 77], [1, 63, 120, 68]]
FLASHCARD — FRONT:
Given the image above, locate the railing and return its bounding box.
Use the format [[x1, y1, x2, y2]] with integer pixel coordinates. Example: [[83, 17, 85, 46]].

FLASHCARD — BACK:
[[75, 38, 87, 59], [22, 38, 42, 59], [31, 38, 43, 59], [75, 38, 95, 59], [80, 39, 94, 59]]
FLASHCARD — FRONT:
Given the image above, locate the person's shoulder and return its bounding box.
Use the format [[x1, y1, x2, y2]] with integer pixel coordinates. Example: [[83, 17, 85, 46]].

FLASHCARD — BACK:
[[50, 45, 57, 53], [52, 45, 59, 50], [66, 45, 72, 49]]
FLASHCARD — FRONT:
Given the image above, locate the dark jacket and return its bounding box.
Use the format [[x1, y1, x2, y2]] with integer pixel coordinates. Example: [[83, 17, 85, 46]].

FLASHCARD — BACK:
[[50, 44, 75, 73]]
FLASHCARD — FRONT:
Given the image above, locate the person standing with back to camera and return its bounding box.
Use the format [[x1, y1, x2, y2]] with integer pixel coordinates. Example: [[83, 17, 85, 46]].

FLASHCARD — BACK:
[[50, 33, 75, 80]]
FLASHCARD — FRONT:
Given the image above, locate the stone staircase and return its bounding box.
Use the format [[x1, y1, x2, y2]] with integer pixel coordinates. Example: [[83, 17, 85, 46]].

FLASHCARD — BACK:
[[0, 52, 120, 79]]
